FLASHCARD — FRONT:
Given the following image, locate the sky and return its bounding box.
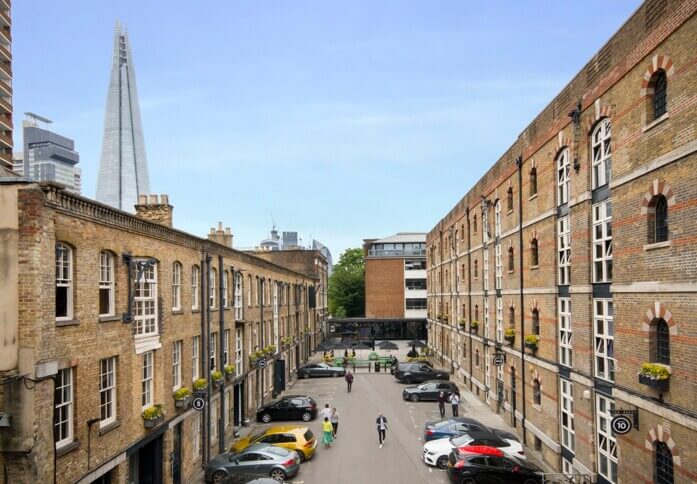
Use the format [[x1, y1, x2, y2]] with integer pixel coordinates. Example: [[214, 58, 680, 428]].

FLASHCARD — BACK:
[[13, 1, 643, 260]]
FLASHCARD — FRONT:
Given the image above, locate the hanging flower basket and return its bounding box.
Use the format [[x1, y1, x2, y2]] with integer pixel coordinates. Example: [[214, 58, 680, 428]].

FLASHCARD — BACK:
[[524, 335, 539, 352], [504, 328, 516, 345], [142, 404, 165, 428]]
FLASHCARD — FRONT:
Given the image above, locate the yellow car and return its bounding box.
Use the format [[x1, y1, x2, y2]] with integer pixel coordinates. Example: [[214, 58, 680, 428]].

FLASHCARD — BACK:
[[230, 425, 317, 462]]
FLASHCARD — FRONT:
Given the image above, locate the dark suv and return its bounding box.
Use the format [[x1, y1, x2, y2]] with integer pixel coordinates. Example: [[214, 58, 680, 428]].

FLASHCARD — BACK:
[[447, 450, 542, 484], [394, 363, 449, 384], [403, 381, 460, 402], [255, 395, 317, 423]]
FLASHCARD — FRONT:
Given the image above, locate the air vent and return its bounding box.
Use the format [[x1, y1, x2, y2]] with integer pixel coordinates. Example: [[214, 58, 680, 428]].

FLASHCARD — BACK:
[[527, 121, 538, 141], [645, 0, 667, 32], [586, 41, 613, 88]]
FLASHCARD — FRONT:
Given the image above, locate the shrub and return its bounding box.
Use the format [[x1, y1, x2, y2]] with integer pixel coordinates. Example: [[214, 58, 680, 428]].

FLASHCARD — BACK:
[[525, 335, 540, 346], [638, 363, 670, 380], [504, 328, 516, 339], [142, 404, 164, 421], [173, 387, 191, 401], [193, 378, 208, 390], [470, 321, 479, 329], [211, 370, 223, 382], [224, 364, 235, 375]]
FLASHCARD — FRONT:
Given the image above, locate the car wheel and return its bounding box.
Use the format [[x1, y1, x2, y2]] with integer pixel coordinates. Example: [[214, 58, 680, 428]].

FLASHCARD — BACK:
[[212, 470, 227, 482], [297, 451, 306, 463], [410, 394, 419, 402], [404, 376, 413, 384], [261, 413, 272, 423], [333, 372, 339, 377], [302, 372, 310, 379], [436, 455, 448, 469], [270, 468, 286, 481], [301, 411, 312, 422]]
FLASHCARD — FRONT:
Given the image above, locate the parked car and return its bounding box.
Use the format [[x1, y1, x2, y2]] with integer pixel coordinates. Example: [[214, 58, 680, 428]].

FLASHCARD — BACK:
[[204, 443, 300, 483], [447, 446, 542, 484], [230, 425, 317, 462], [255, 395, 317, 423], [422, 431, 525, 469], [391, 360, 432, 375], [403, 381, 460, 402], [394, 363, 449, 384], [423, 417, 520, 442], [296, 362, 346, 378]]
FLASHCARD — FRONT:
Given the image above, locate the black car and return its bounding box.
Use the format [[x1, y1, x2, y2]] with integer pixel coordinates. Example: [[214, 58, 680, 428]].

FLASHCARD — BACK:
[[424, 417, 520, 442], [255, 395, 317, 423], [403, 381, 460, 402], [391, 360, 432, 375], [394, 363, 449, 384], [447, 450, 542, 484], [296, 362, 346, 378]]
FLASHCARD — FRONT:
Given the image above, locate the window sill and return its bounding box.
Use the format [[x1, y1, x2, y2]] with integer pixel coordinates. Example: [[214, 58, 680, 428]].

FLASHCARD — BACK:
[[507, 210, 514, 215], [528, 193, 538, 201], [530, 265, 539, 271], [171, 309, 185, 315], [532, 404, 542, 413], [56, 440, 80, 458], [192, 309, 201, 314], [134, 334, 162, 354], [99, 315, 120, 323], [507, 270, 514, 274], [56, 318, 79, 327], [644, 240, 671, 251], [642, 112, 669, 133], [99, 420, 120, 436]]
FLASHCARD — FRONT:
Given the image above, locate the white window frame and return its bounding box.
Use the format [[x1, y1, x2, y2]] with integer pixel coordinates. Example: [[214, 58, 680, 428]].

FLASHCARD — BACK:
[[99, 357, 116, 428], [596, 394, 618, 483], [494, 200, 501, 237], [483, 248, 489, 292], [234, 272, 243, 320], [99, 251, 115, 317], [55, 368, 73, 448], [209, 268, 217, 309], [560, 379, 575, 452], [483, 297, 490, 340], [495, 297, 503, 344], [235, 328, 243, 377], [593, 200, 613, 283], [141, 351, 153, 409], [172, 262, 182, 311], [192, 336, 200, 380], [248, 275, 253, 307], [562, 457, 574, 477], [495, 243, 502, 290], [224, 329, 230, 366], [173, 340, 182, 390], [191, 265, 200, 310], [134, 262, 158, 337], [557, 148, 570, 205], [594, 299, 615, 382], [210, 332, 217, 371], [558, 216, 571, 286], [223, 270, 229, 308], [55, 243, 73, 321], [591, 118, 611, 189], [482, 208, 489, 244], [559, 298, 572, 367]]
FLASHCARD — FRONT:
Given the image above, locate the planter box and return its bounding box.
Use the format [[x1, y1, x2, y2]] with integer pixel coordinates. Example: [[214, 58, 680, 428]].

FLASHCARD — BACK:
[[524, 342, 538, 352], [143, 415, 163, 429], [504, 337, 515, 345], [639, 374, 669, 391], [174, 396, 191, 409], [212, 379, 223, 388], [471, 326, 479, 333]]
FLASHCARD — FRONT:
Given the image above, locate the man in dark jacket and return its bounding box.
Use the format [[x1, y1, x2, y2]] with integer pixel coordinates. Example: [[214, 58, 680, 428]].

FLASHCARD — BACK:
[[437, 391, 446, 418], [376, 412, 388, 448], [345, 371, 354, 393]]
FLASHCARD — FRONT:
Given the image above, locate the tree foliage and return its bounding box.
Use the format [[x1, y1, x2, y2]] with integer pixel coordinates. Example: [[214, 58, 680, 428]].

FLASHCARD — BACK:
[[328, 248, 365, 317]]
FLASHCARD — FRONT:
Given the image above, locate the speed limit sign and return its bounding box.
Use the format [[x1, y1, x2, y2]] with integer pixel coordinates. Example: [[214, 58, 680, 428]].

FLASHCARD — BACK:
[[611, 415, 632, 435]]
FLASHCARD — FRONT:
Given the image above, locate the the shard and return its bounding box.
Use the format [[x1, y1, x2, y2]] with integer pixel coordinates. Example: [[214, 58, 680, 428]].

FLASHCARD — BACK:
[[96, 22, 150, 212]]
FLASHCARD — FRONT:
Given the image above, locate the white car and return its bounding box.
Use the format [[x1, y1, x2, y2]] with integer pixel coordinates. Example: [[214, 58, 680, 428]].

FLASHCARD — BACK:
[[422, 431, 525, 469]]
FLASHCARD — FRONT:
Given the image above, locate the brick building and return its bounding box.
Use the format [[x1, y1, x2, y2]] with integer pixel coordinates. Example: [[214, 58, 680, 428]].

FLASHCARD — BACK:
[[0, 184, 321, 484], [0, 0, 11, 171], [426, 1, 697, 483]]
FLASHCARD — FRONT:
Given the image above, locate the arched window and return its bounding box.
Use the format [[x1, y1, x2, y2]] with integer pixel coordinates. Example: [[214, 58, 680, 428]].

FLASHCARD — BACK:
[[172, 261, 182, 310], [508, 247, 514, 272], [474, 304, 479, 322], [591, 118, 611, 189], [648, 195, 669, 244], [655, 441, 674, 484], [530, 238, 539, 267], [655, 319, 670, 365], [652, 70, 668, 120], [191, 265, 200, 309], [532, 308, 540, 335], [509, 306, 515, 327], [475, 349, 480, 367], [474, 260, 479, 279], [209, 268, 217, 309], [533, 379, 541, 404], [507, 186, 514, 213], [56, 242, 74, 320], [473, 214, 478, 234], [529, 167, 538, 197]]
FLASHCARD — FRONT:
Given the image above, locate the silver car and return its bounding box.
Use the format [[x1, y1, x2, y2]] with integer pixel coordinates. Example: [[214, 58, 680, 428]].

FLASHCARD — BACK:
[[204, 443, 301, 483]]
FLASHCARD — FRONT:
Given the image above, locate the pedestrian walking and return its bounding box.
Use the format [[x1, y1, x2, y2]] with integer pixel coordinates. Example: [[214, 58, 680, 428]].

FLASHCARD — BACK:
[[331, 407, 339, 438], [345, 371, 354, 393], [322, 417, 334, 448], [450, 393, 460, 417], [437, 391, 446, 419], [321, 403, 332, 420], [376, 412, 388, 448]]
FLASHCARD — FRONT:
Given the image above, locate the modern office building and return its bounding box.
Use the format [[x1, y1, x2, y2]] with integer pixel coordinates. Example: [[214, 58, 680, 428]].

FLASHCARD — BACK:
[[0, 0, 12, 171], [364, 233, 427, 319], [96, 22, 150, 212], [15, 113, 81, 194], [426, 1, 697, 482]]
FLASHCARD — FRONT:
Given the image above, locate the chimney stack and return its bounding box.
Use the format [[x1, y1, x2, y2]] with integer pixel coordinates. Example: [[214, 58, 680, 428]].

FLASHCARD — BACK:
[[208, 221, 234, 248], [134, 194, 174, 227]]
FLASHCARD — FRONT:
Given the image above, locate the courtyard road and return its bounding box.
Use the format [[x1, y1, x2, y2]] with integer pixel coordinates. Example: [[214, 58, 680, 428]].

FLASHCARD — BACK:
[[252, 372, 454, 484]]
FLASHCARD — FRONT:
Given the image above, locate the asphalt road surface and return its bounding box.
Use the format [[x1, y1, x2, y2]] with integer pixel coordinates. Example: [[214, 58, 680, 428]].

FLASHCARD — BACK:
[[255, 372, 455, 484]]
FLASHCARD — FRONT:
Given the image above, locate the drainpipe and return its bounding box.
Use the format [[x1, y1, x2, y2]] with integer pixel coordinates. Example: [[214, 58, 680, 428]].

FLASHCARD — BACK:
[[466, 207, 473, 392], [515, 155, 528, 444], [439, 229, 444, 364], [218, 255, 225, 455], [259, 277, 265, 406], [201, 253, 210, 466]]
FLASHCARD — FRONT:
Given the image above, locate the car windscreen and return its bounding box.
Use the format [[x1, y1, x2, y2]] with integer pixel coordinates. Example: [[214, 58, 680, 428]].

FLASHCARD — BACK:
[[432, 420, 452, 428], [249, 432, 265, 442], [304, 429, 314, 441], [451, 435, 473, 446]]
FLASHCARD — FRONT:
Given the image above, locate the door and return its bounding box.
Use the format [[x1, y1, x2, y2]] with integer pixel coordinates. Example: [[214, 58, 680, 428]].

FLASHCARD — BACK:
[[171, 423, 182, 484], [136, 435, 163, 484], [234, 382, 244, 426], [510, 367, 517, 428], [274, 359, 286, 396]]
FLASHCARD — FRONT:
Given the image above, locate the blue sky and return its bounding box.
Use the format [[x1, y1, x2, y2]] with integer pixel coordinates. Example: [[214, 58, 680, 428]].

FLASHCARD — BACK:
[[13, 1, 642, 259]]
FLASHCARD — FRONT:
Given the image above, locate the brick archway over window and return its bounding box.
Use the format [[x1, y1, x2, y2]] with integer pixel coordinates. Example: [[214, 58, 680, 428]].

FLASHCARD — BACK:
[[640, 179, 676, 215], [586, 98, 614, 133], [530, 368, 542, 391], [640, 54, 675, 97], [645, 424, 681, 467], [641, 302, 678, 335], [554, 132, 572, 157]]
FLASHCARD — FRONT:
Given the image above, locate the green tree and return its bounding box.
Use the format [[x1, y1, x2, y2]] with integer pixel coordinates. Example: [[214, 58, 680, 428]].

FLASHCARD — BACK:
[[328, 248, 365, 317]]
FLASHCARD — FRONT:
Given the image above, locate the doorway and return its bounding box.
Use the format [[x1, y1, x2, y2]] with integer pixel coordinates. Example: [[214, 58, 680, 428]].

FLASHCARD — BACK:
[[171, 423, 182, 484], [128, 435, 163, 484]]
